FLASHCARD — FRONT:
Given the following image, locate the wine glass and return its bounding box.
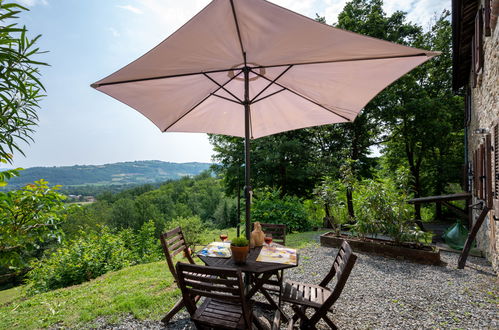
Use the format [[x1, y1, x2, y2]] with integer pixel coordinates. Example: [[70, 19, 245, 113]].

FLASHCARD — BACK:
[[219, 233, 228, 242], [264, 233, 273, 248]]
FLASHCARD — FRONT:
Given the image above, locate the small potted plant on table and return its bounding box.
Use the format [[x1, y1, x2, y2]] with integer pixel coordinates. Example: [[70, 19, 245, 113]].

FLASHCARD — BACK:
[[230, 236, 250, 264]]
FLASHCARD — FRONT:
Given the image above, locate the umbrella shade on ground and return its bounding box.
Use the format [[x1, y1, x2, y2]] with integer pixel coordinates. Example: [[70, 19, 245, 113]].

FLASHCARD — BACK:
[[92, 0, 439, 238]]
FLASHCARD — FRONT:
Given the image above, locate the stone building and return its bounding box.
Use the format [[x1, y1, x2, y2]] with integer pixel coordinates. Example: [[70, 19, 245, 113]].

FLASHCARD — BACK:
[[453, 0, 498, 273]]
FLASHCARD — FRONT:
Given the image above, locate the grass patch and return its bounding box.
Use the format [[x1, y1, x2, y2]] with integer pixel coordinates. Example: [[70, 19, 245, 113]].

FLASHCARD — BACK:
[[0, 230, 324, 329], [0, 260, 181, 329], [286, 229, 329, 248], [0, 286, 22, 306]]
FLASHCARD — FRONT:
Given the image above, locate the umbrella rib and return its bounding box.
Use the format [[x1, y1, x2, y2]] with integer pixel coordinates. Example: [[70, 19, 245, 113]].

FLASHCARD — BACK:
[[250, 65, 293, 103], [203, 72, 243, 104], [92, 67, 237, 88], [163, 70, 244, 132], [251, 53, 431, 70], [229, 0, 246, 63], [211, 93, 242, 104], [92, 54, 429, 88], [252, 88, 286, 104], [251, 70, 352, 122]]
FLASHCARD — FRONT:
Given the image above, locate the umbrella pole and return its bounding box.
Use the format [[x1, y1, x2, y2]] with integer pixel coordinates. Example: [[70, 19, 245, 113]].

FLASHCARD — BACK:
[[243, 66, 252, 241]]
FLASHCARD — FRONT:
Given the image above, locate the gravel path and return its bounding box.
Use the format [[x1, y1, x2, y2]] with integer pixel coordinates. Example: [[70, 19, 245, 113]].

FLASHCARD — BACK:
[[97, 237, 498, 329]]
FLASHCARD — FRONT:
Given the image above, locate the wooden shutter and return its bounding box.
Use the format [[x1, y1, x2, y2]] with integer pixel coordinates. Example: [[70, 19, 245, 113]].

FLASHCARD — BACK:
[[494, 125, 499, 213], [474, 9, 484, 73], [465, 87, 472, 126], [485, 0, 491, 36], [479, 144, 484, 200], [473, 149, 478, 196], [471, 35, 477, 88], [485, 133, 493, 208]]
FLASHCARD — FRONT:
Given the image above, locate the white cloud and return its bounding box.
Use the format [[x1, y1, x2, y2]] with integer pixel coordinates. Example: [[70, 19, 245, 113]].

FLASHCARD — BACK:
[[16, 0, 48, 7], [117, 4, 143, 15], [323, 0, 348, 24], [108, 27, 121, 38], [269, 0, 318, 17]]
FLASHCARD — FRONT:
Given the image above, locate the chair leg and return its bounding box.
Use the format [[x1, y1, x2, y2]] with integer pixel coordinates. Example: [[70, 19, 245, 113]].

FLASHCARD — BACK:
[[252, 313, 267, 330], [322, 314, 337, 330], [290, 305, 313, 330], [261, 286, 289, 323], [161, 297, 185, 324]]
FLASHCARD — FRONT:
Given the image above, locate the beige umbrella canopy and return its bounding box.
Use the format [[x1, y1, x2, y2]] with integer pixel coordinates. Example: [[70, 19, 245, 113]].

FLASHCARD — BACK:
[[92, 0, 438, 238]]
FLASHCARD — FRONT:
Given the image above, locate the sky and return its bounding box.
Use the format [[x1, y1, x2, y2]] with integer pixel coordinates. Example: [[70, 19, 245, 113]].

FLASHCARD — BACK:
[[3, 0, 449, 169]]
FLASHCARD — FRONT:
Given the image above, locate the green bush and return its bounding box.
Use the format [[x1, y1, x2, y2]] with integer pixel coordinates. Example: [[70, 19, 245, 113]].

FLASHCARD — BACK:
[[252, 189, 310, 232], [303, 199, 324, 228], [213, 197, 238, 229], [26, 227, 133, 294], [166, 216, 206, 248], [0, 179, 68, 273], [119, 221, 162, 264], [353, 179, 432, 244], [313, 178, 351, 230]]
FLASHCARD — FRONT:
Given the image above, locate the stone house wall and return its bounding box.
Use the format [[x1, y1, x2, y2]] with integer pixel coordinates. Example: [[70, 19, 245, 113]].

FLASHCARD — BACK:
[[468, 14, 499, 273]]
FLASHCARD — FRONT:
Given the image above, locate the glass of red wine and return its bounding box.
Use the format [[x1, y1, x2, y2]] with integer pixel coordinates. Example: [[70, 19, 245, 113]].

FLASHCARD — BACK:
[[219, 233, 228, 242], [264, 234, 273, 248]]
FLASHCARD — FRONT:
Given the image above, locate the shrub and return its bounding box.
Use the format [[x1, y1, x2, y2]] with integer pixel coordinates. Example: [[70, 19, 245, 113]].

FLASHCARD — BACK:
[[353, 179, 432, 244], [166, 216, 206, 248], [0, 180, 68, 273], [252, 189, 310, 232], [119, 221, 162, 264], [303, 199, 324, 228], [26, 227, 133, 294], [313, 178, 351, 230], [213, 197, 238, 229]]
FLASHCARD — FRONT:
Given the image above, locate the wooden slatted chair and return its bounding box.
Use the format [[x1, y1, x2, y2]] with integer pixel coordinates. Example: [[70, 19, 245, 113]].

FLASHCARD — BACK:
[[260, 223, 286, 245], [159, 226, 201, 324], [281, 240, 357, 329], [176, 262, 253, 330]]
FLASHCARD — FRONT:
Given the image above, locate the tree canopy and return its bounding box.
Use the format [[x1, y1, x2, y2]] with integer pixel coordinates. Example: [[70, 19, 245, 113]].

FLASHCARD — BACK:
[[0, 0, 47, 165], [209, 0, 464, 211]]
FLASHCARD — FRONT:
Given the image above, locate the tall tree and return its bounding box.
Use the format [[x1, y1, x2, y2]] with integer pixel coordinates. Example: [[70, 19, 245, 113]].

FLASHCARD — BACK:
[[0, 1, 47, 166], [210, 130, 320, 197], [0, 1, 51, 284], [331, 0, 422, 216], [380, 11, 464, 218]]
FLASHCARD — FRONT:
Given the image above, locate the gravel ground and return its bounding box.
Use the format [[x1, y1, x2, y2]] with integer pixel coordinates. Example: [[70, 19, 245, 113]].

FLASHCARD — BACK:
[[96, 237, 499, 330]]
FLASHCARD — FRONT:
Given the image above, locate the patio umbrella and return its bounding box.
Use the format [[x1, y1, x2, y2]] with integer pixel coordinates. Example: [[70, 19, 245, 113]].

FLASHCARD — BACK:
[[91, 0, 438, 240]]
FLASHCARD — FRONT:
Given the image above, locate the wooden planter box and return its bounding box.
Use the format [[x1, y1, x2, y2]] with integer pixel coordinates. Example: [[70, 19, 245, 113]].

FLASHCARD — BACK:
[[320, 232, 441, 265]]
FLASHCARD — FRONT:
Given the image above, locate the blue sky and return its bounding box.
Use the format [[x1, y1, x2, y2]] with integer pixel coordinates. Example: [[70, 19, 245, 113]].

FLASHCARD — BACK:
[[4, 0, 448, 169]]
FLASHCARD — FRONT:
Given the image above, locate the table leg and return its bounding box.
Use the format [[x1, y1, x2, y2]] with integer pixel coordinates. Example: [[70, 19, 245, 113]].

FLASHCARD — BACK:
[[249, 273, 289, 323]]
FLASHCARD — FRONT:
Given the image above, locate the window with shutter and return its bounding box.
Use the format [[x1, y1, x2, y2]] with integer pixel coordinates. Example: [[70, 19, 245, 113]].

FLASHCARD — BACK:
[[473, 149, 478, 196], [485, 134, 493, 208], [494, 125, 499, 213], [479, 144, 484, 200], [485, 0, 491, 36], [465, 87, 472, 126], [474, 9, 484, 74], [471, 36, 477, 88]]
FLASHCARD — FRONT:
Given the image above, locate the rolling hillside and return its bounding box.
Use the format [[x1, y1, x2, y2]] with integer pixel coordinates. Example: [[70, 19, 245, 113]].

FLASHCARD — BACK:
[[2, 160, 212, 191]]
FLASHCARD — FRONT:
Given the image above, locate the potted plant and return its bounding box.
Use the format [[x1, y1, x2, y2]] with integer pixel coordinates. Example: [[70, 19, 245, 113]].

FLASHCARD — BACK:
[[230, 236, 250, 264]]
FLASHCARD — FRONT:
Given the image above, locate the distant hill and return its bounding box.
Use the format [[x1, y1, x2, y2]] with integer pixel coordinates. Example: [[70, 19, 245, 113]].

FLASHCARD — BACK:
[[2, 161, 213, 191]]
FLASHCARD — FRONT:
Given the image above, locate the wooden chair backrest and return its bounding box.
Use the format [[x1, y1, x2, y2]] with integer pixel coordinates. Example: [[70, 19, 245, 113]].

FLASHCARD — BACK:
[[175, 263, 251, 328], [160, 227, 194, 282], [311, 240, 357, 326], [259, 223, 287, 245]]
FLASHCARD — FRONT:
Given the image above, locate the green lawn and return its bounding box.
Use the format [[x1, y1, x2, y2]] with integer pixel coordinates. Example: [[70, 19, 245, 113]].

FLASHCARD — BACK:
[[0, 230, 327, 329]]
